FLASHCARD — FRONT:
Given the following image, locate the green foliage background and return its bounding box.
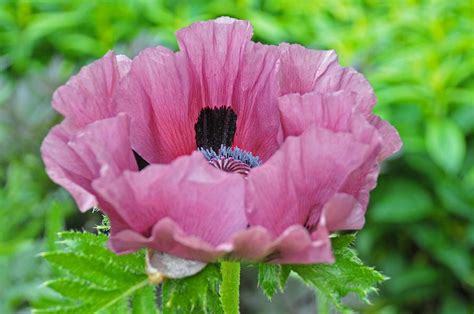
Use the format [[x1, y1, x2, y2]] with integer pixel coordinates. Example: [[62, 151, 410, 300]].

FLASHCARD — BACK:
[[0, 0, 472, 313]]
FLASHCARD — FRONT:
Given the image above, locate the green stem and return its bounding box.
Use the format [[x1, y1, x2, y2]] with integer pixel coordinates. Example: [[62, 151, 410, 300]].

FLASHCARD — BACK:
[[220, 261, 240, 314], [316, 289, 330, 314]]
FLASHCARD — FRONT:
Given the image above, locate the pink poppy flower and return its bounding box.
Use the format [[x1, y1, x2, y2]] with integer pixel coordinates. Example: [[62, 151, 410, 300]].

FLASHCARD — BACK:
[[41, 17, 401, 264]]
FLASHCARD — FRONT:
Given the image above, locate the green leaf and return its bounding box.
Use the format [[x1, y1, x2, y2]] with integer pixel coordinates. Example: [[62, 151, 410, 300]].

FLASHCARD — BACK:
[[290, 234, 387, 313], [411, 225, 472, 284], [132, 285, 159, 314], [257, 263, 293, 300], [59, 232, 144, 275], [46, 277, 116, 300], [45, 202, 65, 251], [33, 231, 158, 314], [257, 263, 281, 300], [161, 263, 222, 314], [369, 178, 434, 223], [387, 265, 439, 296], [426, 118, 466, 175], [42, 251, 141, 287], [436, 180, 474, 221], [452, 103, 474, 133], [279, 265, 291, 290]]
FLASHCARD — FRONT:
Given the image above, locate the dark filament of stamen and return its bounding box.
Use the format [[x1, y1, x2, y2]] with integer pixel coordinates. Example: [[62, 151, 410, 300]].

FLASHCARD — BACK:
[[194, 107, 237, 152], [209, 157, 251, 176]]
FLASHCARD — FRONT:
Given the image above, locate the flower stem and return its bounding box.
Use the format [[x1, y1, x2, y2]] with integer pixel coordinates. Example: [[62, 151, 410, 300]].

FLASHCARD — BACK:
[[220, 261, 240, 314]]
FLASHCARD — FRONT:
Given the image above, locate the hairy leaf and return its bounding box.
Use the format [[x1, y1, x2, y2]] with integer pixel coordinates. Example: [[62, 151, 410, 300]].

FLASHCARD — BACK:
[[257, 263, 292, 300], [131, 285, 158, 314], [279, 265, 291, 290], [257, 264, 281, 300], [33, 231, 158, 314], [161, 263, 222, 314], [291, 234, 387, 313]]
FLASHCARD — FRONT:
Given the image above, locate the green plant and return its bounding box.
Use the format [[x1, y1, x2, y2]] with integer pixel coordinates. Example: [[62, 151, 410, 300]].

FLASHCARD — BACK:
[[0, 0, 472, 312], [34, 231, 385, 313]]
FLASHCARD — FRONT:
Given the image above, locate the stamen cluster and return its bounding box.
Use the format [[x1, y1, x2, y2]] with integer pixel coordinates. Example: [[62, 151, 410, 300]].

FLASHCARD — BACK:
[[199, 145, 261, 176]]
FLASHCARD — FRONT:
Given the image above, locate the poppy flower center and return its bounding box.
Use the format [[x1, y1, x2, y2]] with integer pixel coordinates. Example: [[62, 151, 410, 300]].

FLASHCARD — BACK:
[[132, 107, 261, 173], [199, 145, 261, 176], [195, 107, 261, 175]]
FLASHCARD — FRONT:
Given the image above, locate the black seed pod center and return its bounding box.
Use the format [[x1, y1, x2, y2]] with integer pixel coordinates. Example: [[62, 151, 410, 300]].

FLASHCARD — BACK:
[[194, 107, 237, 152]]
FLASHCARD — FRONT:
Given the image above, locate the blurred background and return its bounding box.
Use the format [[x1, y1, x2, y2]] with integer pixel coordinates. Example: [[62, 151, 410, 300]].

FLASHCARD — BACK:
[[0, 1, 473, 313]]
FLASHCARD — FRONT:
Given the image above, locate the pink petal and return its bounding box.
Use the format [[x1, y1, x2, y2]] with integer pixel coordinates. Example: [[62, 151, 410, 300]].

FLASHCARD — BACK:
[[271, 224, 333, 264], [176, 17, 253, 109], [278, 44, 377, 113], [278, 91, 383, 223], [110, 220, 334, 264], [278, 91, 382, 153], [246, 125, 372, 235], [278, 44, 402, 159], [177, 17, 281, 160], [52, 51, 131, 128], [279, 44, 337, 95], [115, 18, 281, 163], [41, 125, 98, 212], [116, 54, 132, 77], [323, 193, 365, 231], [41, 114, 137, 234], [114, 46, 195, 164], [95, 152, 247, 244], [367, 115, 403, 160], [109, 218, 226, 262], [41, 114, 140, 235], [232, 42, 281, 160], [231, 224, 334, 264], [339, 162, 380, 213], [278, 91, 357, 138]]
